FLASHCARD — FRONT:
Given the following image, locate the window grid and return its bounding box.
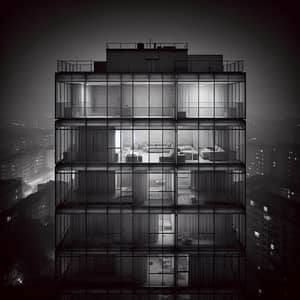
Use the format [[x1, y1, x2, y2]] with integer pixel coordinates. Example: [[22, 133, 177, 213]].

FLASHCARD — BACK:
[[55, 73, 246, 298]]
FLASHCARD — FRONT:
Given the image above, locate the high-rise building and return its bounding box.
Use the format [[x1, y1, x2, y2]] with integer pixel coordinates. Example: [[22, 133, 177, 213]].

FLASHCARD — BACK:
[[0, 150, 50, 186], [55, 42, 246, 299], [0, 179, 22, 214], [247, 175, 300, 299], [246, 142, 300, 183]]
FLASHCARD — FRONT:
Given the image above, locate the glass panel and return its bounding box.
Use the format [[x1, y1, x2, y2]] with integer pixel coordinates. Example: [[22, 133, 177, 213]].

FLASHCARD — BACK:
[[108, 81, 121, 117], [163, 81, 175, 118], [178, 81, 198, 118], [86, 82, 106, 117], [134, 81, 148, 117], [150, 81, 162, 117], [122, 81, 133, 117]]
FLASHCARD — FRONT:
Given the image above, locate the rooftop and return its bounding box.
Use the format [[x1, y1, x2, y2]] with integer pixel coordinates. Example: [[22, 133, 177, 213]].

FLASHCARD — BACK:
[[56, 42, 244, 73]]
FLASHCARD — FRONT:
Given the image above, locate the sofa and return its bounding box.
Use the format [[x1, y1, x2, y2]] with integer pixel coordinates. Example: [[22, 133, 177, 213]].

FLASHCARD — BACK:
[[178, 145, 198, 160], [159, 149, 175, 162], [199, 145, 226, 161], [125, 153, 143, 162], [159, 149, 186, 163]]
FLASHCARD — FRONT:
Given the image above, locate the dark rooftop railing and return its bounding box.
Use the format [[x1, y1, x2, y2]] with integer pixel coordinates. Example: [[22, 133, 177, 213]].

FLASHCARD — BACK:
[[175, 60, 244, 72], [224, 60, 244, 72], [57, 60, 244, 72], [57, 60, 94, 72]]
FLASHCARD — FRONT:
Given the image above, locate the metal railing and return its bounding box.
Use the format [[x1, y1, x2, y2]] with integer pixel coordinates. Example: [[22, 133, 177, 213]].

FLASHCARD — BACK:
[[175, 60, 244, 72], [56, 104, 245, 119], [57, 60, 94, 72], [57, 59, 244, 73], [224, 60, 244, 72]]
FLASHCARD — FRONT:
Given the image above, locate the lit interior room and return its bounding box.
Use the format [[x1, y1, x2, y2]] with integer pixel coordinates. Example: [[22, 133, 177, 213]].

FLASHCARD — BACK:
[[177, 169, 244, 207], [56, 124, 244, 165], [56, 167, 244, 209], [56, 211, 244, 252], [55, 74, 245, 119], [56, 169, 175, 207]]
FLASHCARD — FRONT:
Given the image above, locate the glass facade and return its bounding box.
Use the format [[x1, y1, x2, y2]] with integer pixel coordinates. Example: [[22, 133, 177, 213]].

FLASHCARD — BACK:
[[55, 74, 245, 119], [55, 49, 246, 300]]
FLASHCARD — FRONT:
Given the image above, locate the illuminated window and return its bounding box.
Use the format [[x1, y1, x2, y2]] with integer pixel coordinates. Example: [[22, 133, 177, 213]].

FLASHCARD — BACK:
[[250, 200, 255, 206], [263, 206, 268, 213], [254, 231, 260, 238]]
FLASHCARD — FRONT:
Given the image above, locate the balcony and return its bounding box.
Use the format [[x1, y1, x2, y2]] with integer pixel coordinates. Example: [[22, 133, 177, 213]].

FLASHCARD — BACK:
[[55, 125, 245, 167], [55, 73, 245, 119], [56, 213, 245, 254], [56, 252, 245, 290], [55, 168, 245, 211], [56, 59, 244, 73]]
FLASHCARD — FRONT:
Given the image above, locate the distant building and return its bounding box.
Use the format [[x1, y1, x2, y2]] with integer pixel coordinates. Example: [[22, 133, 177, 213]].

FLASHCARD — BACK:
[[247, 175, 300, 299], [16, 181, 54, 223], [0, 179, 22, 213], [272, 143, 300, 186], [0, 149, 52, 188], [247, 142, 300, 186], [246, 143, 273, 177]]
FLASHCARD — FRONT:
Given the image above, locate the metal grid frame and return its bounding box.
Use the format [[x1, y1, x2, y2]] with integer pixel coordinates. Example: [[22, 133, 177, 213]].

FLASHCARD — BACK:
[[55, 69, 246, 299]]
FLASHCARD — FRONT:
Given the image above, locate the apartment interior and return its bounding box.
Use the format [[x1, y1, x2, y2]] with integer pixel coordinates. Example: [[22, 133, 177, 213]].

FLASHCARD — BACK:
[[57, 167, 244, 209], [58, 250, 242, 288], [59, 79, 244, 119], [59, 125, 243, 165], [57, 210, 243, 253], [177, 170, 243, 207]]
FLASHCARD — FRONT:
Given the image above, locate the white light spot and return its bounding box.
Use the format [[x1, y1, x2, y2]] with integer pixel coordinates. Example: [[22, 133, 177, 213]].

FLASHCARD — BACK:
[[254, 231, 260, 238]]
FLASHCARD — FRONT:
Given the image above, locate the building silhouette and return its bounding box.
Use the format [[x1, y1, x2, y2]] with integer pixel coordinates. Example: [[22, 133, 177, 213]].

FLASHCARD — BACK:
[[247, 175, 300, 299], [0, 179, 22, 213], [55, 42, 246, 299]]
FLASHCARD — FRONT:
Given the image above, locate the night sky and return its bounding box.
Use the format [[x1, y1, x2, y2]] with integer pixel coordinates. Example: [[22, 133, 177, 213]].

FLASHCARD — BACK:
[[0, 0, 299, 128]]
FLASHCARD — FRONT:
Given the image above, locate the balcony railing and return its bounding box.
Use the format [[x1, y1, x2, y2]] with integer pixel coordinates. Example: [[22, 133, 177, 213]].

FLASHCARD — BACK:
[[55, 104, 245, 119], [175, 60, 244, 72], [57, 60, 244, 73], [57, 60, 94, 72]]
